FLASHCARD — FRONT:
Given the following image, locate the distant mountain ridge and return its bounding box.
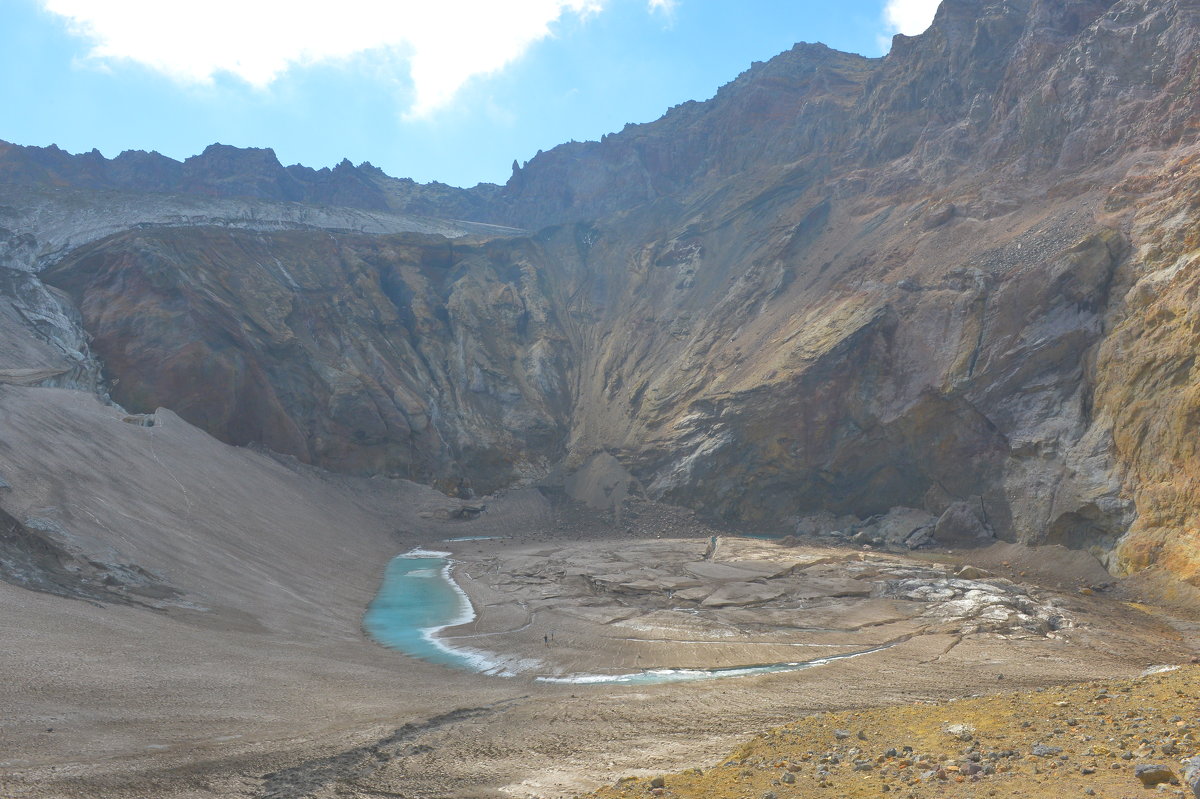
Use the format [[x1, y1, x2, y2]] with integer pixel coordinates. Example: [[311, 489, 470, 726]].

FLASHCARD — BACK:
[[0, 139, 499, 221]]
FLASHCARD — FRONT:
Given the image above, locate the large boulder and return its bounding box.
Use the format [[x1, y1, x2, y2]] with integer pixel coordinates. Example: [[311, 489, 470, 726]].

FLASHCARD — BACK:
[[853, 507, 936, 549], [934, 498, 994, 546]]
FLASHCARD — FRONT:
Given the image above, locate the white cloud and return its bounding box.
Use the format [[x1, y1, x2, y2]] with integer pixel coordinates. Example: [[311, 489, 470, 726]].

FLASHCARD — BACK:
[[41, 0, 607, 117], [883, 0, 940, 36]]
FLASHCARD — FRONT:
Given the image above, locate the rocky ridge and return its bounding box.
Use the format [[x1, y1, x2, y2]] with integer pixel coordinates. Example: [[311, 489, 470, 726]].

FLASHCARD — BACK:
[[0, 140, 500, 220]]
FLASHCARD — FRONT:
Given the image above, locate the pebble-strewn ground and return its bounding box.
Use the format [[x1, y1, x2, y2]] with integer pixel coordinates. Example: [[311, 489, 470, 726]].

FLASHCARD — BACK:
[[589, 666, 1200, 799]]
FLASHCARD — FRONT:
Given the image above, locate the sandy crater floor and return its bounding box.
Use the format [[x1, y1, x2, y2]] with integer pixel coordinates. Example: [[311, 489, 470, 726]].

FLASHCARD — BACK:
[[442, 538, 1099, 679]]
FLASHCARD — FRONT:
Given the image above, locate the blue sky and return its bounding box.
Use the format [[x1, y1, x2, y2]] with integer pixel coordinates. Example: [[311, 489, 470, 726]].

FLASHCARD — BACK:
[[0, 1, 940, 187]]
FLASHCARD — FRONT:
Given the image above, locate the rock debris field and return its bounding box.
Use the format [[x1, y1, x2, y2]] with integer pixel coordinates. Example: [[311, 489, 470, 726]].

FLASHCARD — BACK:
[[587, 665, 1200, 799]]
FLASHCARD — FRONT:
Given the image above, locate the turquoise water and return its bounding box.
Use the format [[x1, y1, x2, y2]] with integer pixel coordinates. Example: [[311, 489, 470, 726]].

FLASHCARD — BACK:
[[362, 551, 482, 671], [364, 549, 892, 684]]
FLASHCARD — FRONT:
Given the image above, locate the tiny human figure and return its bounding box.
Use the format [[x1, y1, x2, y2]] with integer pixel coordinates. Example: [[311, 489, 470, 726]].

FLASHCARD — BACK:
[[544, 634, 549, 646]]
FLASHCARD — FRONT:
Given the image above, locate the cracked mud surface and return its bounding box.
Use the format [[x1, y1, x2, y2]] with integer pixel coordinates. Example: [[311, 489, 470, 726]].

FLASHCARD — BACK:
[[441, 538, 1103, 679]]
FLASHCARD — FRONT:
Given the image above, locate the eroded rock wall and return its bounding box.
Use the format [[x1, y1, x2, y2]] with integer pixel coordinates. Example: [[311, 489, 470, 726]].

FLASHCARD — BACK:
[[1095, 152, 1200, 584], [44, 230, 576, 492]]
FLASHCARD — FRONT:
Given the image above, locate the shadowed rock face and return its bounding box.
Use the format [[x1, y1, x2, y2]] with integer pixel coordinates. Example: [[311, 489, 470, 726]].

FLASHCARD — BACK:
[[22, 0, 1200, 585], [45, 230, 575, 492]]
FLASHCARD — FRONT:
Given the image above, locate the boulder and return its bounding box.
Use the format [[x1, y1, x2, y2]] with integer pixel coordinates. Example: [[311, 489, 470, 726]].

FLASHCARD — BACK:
[[1134, 764, 1176, 787], [858, 507, 936, 549], [934, 498, 994, 546], [905, 526, 936, 550], [795, 512, 861, 537], [922, 203, 956, 230]]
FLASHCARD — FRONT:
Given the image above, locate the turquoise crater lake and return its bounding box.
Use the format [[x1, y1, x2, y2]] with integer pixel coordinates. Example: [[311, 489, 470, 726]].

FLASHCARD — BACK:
[[362, 550, 488, 671], [364, 548, 893, 684]]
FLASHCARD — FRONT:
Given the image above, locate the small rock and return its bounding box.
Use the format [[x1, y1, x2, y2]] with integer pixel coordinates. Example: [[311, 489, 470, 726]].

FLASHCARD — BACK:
[[834, 729, 851, 740], [1032, 745, 1063, 757], [945, 723, 975, 742], [1134, 764, 1176, 787], [649, 776, 665, 788], [781, 772, 795, 784], [955, 565, 991, 580]]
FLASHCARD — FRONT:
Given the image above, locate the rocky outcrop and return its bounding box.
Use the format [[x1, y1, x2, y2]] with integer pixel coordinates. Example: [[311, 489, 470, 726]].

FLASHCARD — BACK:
[[0, 500, 179, 606], [1093, 151, 1200, 584]]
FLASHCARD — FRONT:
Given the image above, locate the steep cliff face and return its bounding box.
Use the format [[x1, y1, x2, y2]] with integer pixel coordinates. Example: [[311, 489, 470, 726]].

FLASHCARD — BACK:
[[44, 229, 575, 492], [1095, 151, 1200, 583], [19, 0, 1200, 586]]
